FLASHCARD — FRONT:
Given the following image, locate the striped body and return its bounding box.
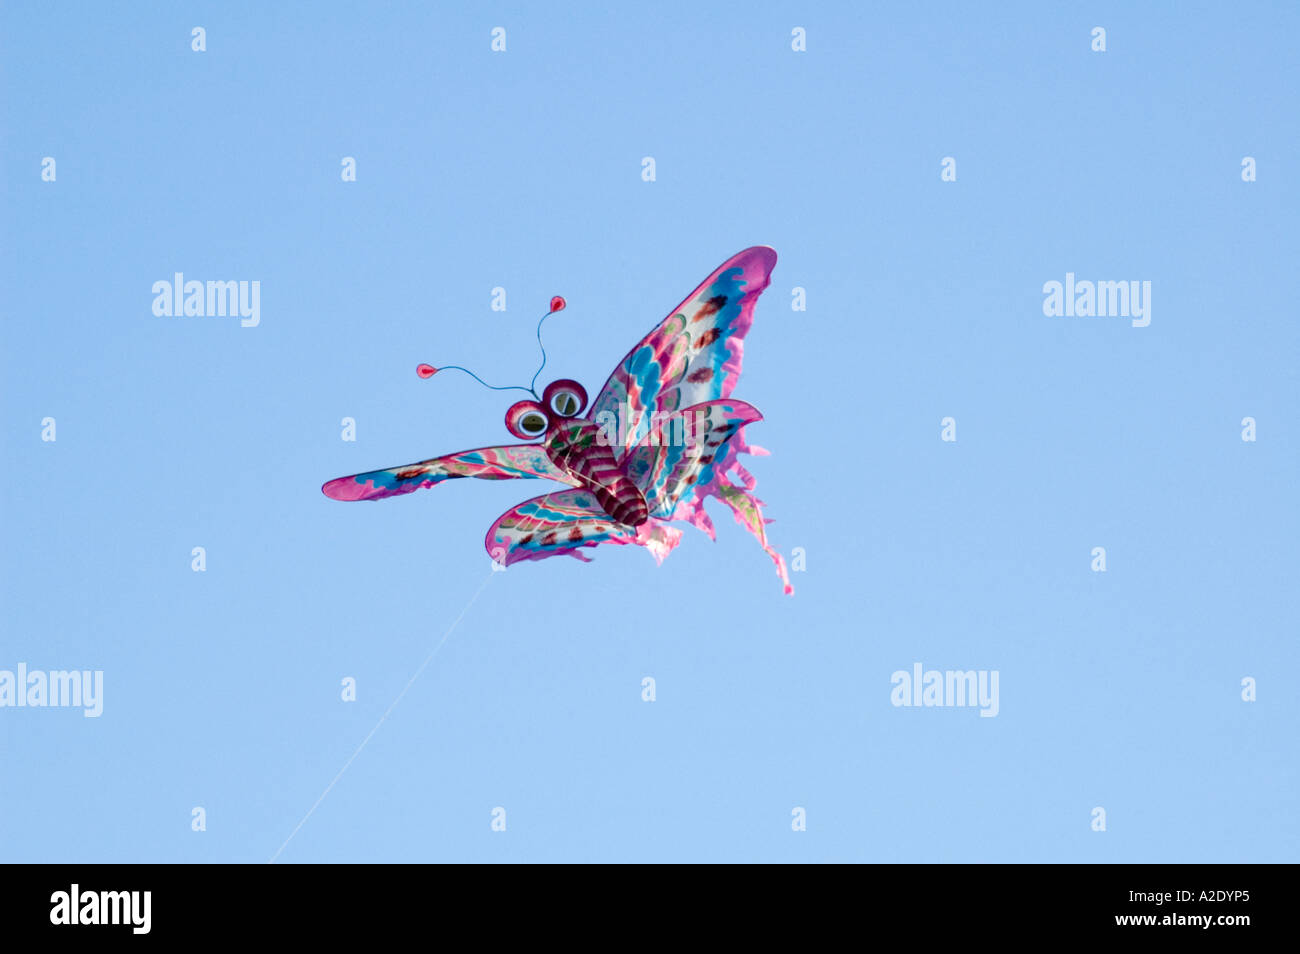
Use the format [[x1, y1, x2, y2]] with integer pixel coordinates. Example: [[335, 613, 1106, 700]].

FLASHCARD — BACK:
[[545, 419, 648, 527]]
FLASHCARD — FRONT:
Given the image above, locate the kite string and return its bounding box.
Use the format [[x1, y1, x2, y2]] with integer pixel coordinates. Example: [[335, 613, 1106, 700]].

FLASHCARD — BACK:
[[268, 570, 495, 863]]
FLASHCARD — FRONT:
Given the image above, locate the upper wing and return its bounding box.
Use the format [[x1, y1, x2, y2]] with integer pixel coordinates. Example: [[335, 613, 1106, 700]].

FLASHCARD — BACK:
[[322, 443, 579, 502], [587, 246, 776, 459]]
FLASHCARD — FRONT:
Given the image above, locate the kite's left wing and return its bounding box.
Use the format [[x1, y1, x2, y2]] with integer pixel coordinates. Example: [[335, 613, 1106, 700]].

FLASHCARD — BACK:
[[322, 443, 579, 502]]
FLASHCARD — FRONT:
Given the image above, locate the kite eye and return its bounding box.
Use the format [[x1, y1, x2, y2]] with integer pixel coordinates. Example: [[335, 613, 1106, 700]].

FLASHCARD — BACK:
[[506, 401, 550, 440], [543, 379, 588, 418]]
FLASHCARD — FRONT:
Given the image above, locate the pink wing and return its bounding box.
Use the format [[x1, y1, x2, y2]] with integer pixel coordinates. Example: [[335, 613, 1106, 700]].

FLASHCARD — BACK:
[[484, 400, 790, 592], [625, 400, 792, 595], [485, 489, 682, 567], [582, 246, 790, 594], [322, 444, 578, 502], [623, 399, 764, 517], [586, 246, 777, 459], [477, 248, 790, 592]]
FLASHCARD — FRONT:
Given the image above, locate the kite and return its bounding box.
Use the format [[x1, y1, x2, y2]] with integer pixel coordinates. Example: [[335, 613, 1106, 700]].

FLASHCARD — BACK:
[[322, 246, 792, 594]]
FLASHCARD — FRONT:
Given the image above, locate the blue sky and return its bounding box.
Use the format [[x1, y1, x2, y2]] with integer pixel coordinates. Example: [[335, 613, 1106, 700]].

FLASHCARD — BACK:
[[1, 1, 1296, 862]]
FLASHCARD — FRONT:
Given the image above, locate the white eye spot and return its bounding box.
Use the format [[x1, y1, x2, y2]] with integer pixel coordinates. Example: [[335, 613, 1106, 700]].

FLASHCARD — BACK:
[[521, 412, 547, 435], [551, 390, 580, 416]]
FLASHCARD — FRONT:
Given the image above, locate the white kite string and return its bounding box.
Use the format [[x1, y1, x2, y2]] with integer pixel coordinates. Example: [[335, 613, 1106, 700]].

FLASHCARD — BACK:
[[269, 570, 495, 863]]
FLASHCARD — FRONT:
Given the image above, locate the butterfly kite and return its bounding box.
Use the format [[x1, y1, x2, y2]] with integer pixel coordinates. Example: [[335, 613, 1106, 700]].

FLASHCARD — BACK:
[[322, 246, 792, 594]]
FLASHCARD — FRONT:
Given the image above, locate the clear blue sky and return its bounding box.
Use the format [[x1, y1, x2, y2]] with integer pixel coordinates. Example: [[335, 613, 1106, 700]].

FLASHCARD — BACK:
[[2, 1, 1296, 862]]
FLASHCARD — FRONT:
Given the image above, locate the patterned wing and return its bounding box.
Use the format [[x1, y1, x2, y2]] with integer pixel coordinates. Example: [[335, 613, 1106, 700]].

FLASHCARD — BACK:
[[322, 444, 579, 502], [624, 400, 764, 517], [485, 489, 642, 566], [587, 246, 776, 459], [624, 399, 793, 595]]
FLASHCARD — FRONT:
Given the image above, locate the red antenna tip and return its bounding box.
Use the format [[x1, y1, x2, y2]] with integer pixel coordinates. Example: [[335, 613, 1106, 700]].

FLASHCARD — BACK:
[[416, 363, 438, 379], [549, 296, 566, 313]]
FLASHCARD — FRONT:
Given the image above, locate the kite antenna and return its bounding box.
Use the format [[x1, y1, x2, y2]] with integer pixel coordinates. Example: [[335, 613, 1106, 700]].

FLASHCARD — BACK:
[[418, 296, 566, 401], [529, 296, 567, 394]]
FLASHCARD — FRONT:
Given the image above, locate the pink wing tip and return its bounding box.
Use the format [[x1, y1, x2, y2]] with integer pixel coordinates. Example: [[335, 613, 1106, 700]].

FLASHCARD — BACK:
[[322, 476, 371, 501]]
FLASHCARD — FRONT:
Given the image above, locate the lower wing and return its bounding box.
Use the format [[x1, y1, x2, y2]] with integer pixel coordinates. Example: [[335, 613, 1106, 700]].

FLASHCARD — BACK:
[[482, 401, 792, 594], [485, 489, 681, 567], [322, 443, 579, 502]]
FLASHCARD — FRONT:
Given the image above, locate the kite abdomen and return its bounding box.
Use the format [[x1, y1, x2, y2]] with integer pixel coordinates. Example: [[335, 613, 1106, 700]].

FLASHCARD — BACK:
[[590, 473, 649, 527], [547, 420, 649, 527]]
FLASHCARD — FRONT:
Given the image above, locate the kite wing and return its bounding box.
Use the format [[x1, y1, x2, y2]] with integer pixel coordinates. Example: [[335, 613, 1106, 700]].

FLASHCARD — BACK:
[[583, 247, 790, 594], [586, 246, 777, 458], [484, 488, 682, 567], [322, 443, 579, 502], [625, 400, 792, 594]]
